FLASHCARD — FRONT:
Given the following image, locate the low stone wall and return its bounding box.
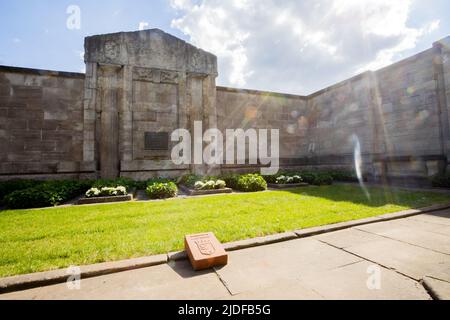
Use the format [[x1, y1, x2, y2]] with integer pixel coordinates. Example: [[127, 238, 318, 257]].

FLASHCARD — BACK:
[[0, 66, 95, 180]]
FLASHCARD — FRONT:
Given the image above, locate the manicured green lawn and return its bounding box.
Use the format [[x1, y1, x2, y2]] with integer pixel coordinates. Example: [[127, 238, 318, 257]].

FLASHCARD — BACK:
[[0, 185, 449, 277]]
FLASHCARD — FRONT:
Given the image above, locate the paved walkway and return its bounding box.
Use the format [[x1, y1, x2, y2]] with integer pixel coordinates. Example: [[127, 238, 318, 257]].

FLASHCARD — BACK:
[[1, 210, 450, 300]]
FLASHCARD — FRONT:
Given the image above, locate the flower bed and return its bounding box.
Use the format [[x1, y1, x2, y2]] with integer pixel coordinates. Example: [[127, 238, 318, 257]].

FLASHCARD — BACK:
[[179, 175, 233, 196], [267, 175, 309, 189], [179, 185, 233, 196], [78, 186, 133, 205]]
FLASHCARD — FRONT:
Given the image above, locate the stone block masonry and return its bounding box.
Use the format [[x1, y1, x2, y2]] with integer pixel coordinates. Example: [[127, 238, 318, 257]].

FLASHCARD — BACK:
[[1, 29, 450, 185], [0, 66, 93, 180]]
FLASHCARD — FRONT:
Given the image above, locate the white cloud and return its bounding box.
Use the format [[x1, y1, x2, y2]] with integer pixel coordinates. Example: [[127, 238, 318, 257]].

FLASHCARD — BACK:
[[170, 0, 195, 10], [13, 38, 21, 44], [170, 0, 439, 94]]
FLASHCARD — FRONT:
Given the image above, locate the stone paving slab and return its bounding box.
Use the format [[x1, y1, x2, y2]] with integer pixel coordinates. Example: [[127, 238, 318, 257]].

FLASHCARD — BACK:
[[422, 277, 450, 300], [355, 222, 450, 255], [410, 211, 450, 226], [0, 260, 230, 300], [214, 238, 362, 295], [390, 217, 450, 235], [0, 254, 168, 294], [222, 279, 324, 300], [343, 238, 450, 282], [298, 261, 431, 300], [316, 228, 383, 249]]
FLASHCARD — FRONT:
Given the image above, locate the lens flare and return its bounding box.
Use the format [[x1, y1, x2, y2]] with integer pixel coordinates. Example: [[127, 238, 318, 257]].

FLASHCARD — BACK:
[[351, 134, 370, 200]]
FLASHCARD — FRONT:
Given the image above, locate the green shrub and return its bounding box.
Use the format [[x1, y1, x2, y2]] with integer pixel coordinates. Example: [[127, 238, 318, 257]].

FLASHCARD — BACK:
[[179, 174, 201, 188], [132, 178, 172, 190], [262, 174, 279, 184], [326, 170, 359, 182], [0, 180, 44, 204], [93, 178, 136, 190], [313, 173, 333, 186], [221, 174, 240, 190], [294, 171, 333, 186], [146, 181, 178, 199], [234, 174, 267, 192], [431, 173, 450, 188], [4, 180, 92, 209]]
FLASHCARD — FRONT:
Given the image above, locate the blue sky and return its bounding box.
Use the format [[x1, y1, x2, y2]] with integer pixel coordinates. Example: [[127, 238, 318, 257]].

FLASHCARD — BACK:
[[0, 0, 449, 94]]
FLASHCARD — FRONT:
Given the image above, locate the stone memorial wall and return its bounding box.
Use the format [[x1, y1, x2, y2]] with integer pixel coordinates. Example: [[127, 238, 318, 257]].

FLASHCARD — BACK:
[[1, 29, 450, 185]]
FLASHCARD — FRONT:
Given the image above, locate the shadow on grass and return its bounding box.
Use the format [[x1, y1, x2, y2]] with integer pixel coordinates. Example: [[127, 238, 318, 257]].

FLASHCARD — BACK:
[[278, 183, 450, 209]]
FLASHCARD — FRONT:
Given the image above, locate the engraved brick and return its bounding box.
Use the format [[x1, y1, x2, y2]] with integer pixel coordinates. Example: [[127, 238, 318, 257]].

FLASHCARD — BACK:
[[185, 232, 228, 271]]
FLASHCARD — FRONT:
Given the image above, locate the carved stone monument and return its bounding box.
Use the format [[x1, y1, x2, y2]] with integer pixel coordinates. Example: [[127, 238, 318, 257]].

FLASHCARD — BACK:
[[83, 29, 219, 179], [185, 232, 228, 271]]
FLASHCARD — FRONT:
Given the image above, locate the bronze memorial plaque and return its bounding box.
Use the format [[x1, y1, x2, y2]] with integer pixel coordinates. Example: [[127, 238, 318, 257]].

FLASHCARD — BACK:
[[185, 232, 228, 271], [144, 132, 169, 151]]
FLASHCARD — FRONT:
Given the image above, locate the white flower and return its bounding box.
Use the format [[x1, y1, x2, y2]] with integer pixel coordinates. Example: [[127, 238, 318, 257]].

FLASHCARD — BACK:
[[205, 181, 216, 189], [86, 188, 101, 198], [194, 181, 205, 190], [116, 186, 127, 195], [215, 180, 226, 189]]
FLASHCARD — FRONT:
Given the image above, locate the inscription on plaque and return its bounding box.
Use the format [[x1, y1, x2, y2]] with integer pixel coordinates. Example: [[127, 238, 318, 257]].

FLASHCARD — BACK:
[[144, 132, 169, 151]]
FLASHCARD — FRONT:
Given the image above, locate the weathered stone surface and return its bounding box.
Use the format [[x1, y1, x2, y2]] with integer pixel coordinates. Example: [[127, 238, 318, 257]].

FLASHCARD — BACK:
[[422, 276, 450, 300], [344, 238, 450, 282], [215, 238, 361, 295], [355, 220, 450, 255], [0, 260, 229, 300], [1, 33, 450, 180], [298, 261, 430, 300]]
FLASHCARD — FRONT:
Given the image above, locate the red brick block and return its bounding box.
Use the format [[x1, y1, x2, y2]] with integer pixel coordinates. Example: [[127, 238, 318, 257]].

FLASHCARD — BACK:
[[185, 232, 228, 271]]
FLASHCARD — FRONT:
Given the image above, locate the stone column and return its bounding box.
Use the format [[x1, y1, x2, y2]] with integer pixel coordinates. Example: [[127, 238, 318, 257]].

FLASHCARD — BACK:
[[97, 64, 123, 179], [84, 29, 218, 179], [81, 62, 98, 177], [202, 74, 220, 176]]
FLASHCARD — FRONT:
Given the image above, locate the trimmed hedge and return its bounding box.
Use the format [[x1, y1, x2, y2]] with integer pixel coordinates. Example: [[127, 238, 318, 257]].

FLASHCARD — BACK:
[[146, 181, 178, 199], [93, 178, 136, 190], [4, 180, 92, 209], [262, 171, 333, 186], [431, 173, 450, 188], [326, 170, 359, 182], [0, 180, 44, 204], [299, 171, 333, 186], [223, 174, 267, 192]]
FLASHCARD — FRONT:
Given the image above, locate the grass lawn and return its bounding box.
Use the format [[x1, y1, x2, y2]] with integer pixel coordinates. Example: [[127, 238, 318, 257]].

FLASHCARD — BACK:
[[0, 185, 449, 277]]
